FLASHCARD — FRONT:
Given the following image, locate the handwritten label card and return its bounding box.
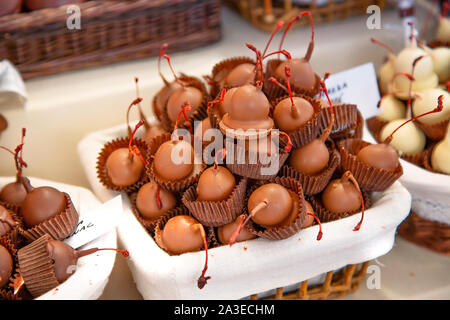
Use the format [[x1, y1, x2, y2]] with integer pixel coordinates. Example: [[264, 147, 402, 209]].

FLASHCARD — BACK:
[[64, 195, 122, 249], [324, 63, 381, 119]]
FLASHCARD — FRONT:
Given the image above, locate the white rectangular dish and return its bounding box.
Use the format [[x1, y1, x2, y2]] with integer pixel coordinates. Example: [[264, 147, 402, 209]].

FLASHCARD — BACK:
[[0, 176, 117, 300], [78, 119, 412, 299]]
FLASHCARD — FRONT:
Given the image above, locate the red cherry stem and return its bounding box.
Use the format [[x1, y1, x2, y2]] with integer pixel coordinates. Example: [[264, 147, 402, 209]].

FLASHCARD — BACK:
[[174, 101, 192, 132], [158, 43, 169, 85], [383, 95, 444, 145], [229, 200, 268, 247], [279, 11, 314, 61], [268, 77, 288, 93], [340, 171, 365, 231], [214, 148, 226, 170], [262, 20, 285, 57], [246, 43, 264, 88], [406, 56, 424, 116], [262, 49, 292, 60], [126, 98, 144, 136], [279, 131, 293, 153], [128, 120, 145, 163], [156, 185, 162, 210], [0, 128, 27, 180], [134, 77, 149, 129], [196, 224, 210, 289], [207, 88, 226, 113], [284, 65, 296, 113], [163, 54, 185, 88], [76, 247, 130, 259], [408, 21, 415, 44], [307, 213, 322, 241], [319, 78, 334, 142], [370, 37, 394, 55]]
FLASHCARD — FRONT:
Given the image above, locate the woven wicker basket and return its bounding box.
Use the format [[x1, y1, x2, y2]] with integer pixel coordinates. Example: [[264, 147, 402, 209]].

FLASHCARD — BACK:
[[225, 0, 386, 32], [0, 0, 221, 80], [398, 211, 450, 256], [252, 261, 370, 300]]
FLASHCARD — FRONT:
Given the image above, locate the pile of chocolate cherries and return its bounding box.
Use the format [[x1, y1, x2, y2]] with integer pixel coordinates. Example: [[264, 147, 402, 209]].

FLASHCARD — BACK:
[[0, 129, 128, 300], [96, 12, 445, 289], [370, 18, 449, 175]]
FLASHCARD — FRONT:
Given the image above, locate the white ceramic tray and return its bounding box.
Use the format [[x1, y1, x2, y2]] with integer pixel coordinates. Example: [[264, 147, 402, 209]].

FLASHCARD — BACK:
[[78, 120, 412, 299], [0, 176, 117, 300]]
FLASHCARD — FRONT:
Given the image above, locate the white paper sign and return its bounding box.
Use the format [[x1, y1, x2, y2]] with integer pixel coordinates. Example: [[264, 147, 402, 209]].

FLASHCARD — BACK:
[[324, 63, 381, 119], [64, 195, 122, 249]]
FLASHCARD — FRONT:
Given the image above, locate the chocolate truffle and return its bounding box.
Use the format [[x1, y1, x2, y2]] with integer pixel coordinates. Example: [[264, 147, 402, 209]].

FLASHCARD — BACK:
[[289, 139, 329, 175], [167, 87, 203, 123], [217, 214, 257, 244], [196, 166, 236, 201], [155, 82, 183, 118], [0, 244, 13, 288], [106, 148, 144, 187], [0, 206, 16, 237], [273, 96, 314, 132], [161, 215, 204, 255], [0, 180, 27, 207], [136, 181, 176, 220], [357, 143, 399, 171], [21, 186, 67, 228], [321, 177, 361, 214], [154, 140, 194, 181]]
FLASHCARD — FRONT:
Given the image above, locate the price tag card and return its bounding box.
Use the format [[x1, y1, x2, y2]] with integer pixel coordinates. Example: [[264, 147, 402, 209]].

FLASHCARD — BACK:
[[324, 62, 381, 119], [64, 195, 122, 249]]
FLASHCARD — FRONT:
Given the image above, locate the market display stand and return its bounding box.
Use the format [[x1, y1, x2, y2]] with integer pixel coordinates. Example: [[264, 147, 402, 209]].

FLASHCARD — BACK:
[[0, 5, 448, 300]]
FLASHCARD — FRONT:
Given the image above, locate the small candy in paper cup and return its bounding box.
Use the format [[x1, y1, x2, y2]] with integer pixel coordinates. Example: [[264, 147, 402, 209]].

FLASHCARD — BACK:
[[281, 148, 340, 195], [241, 177, 307, 241], [415, 119, 449, 141], [182, 177, 248, 227], [0, 205, 23, 247], [338, 138, 403, 192], [422, 143, 441, 173], [0, 236, 21, 300]]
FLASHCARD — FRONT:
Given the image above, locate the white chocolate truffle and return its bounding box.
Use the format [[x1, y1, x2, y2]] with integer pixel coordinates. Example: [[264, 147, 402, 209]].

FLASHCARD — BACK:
[[377, 96, 406, 122], [412, 88, 450, 124], [394, 47, 435, 81], [378, 56, 395, 95], [431, 124, 450, 174], [432, 47, 450, 83], [380, 119, 426, 155], [392, 73, 439, 100], [436, 17, 450, 43]]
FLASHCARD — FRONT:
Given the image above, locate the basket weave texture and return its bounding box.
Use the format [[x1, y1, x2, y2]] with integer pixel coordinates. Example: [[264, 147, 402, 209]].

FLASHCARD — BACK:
[[0, 0, 222, 79]]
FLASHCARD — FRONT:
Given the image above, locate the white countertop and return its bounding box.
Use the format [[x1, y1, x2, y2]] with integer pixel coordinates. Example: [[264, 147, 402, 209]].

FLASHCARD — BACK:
[[1, 5, 448, 300]]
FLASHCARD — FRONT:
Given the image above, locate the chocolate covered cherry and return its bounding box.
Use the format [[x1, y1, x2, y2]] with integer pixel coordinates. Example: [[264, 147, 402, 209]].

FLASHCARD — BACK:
[[154, 140, 194, 181], [0, 244, 13, 288], [136, 181, 176, 220], [0, 180, 27, 207], [161, 215, 205, 255], [224, 63, 255, 87], [357, 143, 399, 171], [217, 214, 256, 245], [197, 166, 236, 202], [0, 206, 16, 237], [321, 172, 361, 215]]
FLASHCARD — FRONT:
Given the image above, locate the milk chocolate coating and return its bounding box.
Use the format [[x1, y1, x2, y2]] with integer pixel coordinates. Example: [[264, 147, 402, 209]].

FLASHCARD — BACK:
[[272, 190, 299, 228], [275, 59, 316, 89], [196, 166, 236, 201], [167, 87, 203, 122], [357, 143, 399, 171], [224, 63, 255, 87], [321, 178, 361, 214], [273, 97, 314, 132], [199, 118, 212, 142], [0, 245, 13, 288], [0, 206, 16, 237], [222, 84, 274, 131], [46, 240, 77, 283], [106, 148, 144, 187], [0, 114, 7, 132], [219, 87, 237, 117], [136, 182, 176, 220], [248, 183, 293, 227], [0, 0, 21, 16], [161, 215, 203, 255], [217, 214, 257, 244], [0, 181, 27, 207], [25, 0, 84, 11], [155, 82, 183, 117], [142, 124, 167, 145], [154, 140, 194, 181], [301, 200, 315, 228], [21, 186, 67, 228], [289, 139, 329, 175]]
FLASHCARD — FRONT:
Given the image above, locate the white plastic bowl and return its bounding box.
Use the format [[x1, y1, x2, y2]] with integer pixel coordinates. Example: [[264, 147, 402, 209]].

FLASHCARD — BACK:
[[0, 176, 117, 300]]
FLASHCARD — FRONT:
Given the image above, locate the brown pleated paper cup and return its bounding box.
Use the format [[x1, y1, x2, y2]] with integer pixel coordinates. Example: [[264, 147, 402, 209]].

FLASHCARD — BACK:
[[182, 177, 248, 226], [282, 148, 340, 195], [19, 193, 79, 242], [96, 137, 149, 193], [0, 236, 19, 300], [318, 103, 358, 137], [366, 116, 387, 142], [243, 177, 307, 241], [338, 138, 403, 191], [416, 119, 449, 141], [310, 190, 371, 223], [17, 234, 60, 298]]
